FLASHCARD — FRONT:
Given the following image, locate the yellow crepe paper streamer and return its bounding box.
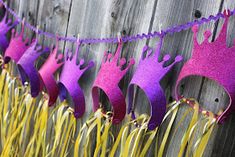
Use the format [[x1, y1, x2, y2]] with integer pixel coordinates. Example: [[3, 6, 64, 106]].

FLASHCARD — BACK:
[[177, 99, 199, 157], [0, 58, 220, 157], [73, 109, 113, 157], [157, 103, 179, 157], [192, 112, 216, 157], [185, 117, 208, 157], [0, 61, 79, 157]]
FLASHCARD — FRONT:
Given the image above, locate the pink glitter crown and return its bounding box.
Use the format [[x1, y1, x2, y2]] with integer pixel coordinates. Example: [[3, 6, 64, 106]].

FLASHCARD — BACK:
[[175, 10, 235, 123], [4, 22, 30, 63], [92, 41, 135, 124], [39, 39, 64, 106]]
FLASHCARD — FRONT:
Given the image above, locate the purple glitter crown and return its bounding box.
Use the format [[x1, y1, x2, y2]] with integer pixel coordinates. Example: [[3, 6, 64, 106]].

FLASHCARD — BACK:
[[129, 39, 182, 130]]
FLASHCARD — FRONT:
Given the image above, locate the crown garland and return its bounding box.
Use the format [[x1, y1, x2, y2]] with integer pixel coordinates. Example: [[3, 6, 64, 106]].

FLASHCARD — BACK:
[[0, 1, 235, 157], [0, 0, 234, 125]]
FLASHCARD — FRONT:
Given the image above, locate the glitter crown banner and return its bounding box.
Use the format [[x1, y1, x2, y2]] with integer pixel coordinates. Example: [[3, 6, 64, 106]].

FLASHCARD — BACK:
[[0, 0, 235, 156]]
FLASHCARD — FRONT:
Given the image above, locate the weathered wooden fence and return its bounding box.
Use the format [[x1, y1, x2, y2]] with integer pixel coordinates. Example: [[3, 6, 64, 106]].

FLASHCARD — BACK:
[[5, 0, 235, 156]]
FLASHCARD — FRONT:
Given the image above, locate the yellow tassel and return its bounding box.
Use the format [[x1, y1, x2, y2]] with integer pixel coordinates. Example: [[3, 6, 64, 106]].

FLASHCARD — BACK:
[[0, 60, 220, 157], [178, 100, 199, 157]]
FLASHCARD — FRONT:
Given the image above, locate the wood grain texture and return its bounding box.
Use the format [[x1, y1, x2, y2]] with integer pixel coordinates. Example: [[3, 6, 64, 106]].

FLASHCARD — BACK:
[[37, 0, 72, 48], [6, 0, 235, 156]]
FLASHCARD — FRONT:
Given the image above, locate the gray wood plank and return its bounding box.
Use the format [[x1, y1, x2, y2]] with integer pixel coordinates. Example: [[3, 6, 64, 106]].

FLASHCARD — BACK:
[[36, 0, 73, 155], [17, 0, 40, 38], [36, 0, 73, 49]]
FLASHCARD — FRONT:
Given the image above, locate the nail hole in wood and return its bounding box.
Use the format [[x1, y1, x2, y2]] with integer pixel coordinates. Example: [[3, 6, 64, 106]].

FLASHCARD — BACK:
[[28, 11, 31, 17], [194, 10, 202, 18], [215, 98, 219, 103], [169, 96, 173, 102], [111, 12, 115, 18], [122, 30, 126, 36], [53, 4, 61, 12]]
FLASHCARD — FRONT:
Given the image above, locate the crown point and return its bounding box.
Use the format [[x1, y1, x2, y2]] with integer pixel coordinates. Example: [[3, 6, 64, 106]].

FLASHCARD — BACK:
[[24, 38, 29, 44], [11, 28, 15, 37], [204, 30, 212, 39], [192, 25, 199, 33], [175, 55, 183, 62], [57, 53, 64, 60], [119, 58, 126, 66], [88, 60, 95, 68], [129, 58, 135, 65], [11, 28, 15, 34], [79, 59, 85, 66], [223, 9, 231, 17], [163, 54, 171, 61], [107, 53, 112, 60]]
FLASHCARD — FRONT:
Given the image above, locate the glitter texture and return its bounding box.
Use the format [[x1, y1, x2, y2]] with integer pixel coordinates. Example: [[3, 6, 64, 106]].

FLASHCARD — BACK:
[[39, 39, 63, 106], [58, 42, 94, 118], [4, 22, 30, 63], [128, 39, 182, 130], [17, 40, 49, 97], [175, 10, 235, 123], [92, 41, 135, 124]]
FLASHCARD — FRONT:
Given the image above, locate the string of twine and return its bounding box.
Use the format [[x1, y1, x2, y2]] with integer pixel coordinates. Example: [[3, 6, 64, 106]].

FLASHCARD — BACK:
[[0, 0, 234, 44]]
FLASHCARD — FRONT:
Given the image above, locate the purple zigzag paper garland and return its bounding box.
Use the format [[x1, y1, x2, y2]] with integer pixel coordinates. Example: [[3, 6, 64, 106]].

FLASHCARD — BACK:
[[0, 0, 234, 45]]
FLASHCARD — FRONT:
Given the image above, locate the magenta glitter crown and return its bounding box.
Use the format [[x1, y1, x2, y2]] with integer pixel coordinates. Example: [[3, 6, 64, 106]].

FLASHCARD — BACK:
[[4, 22, 30, 63], [92, 41, 135, 124], [175, 10, 235, 123], [39, 39, 63, 106], [128, 39, 182, 130], [58, 41, 94, 118]]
